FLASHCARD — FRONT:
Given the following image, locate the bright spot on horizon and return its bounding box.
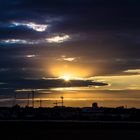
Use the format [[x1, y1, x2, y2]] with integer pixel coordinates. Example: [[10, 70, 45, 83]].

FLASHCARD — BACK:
[[12, 22, 48, 32], [59, 75, 71, 81], [46, 35, 70, 43], [58, 74, 85, 81]]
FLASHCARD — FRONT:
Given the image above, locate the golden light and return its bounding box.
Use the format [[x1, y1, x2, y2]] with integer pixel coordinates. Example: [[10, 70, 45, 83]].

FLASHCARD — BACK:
[[59, 75, 71, 81], [48, 63, 92, 79]]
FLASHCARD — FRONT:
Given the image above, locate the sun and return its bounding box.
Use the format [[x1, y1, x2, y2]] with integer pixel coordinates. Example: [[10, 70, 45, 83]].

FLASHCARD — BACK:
[[59, 75, 71, 81]]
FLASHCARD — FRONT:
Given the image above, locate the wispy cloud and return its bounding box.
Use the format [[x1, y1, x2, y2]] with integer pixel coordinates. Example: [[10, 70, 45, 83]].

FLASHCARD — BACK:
[[63, 57, 76, 61], [0, 68, 11, 72], [46, 35, 70, 43], [124, 69, 140, 74], [11, 22, 48, 32], [1, 39, 27, 44], [25, 54, 36, 58], [0, 39, 39, 45], [57, 55, 77, 62], [0, 34, 71, 45], [93, 74, 140, 90]]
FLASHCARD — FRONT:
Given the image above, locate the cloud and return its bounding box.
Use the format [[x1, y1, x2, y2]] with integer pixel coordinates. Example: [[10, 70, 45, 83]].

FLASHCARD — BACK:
[[0, 78, 108, 89], [1, 39, 28, 44], [0, 0, 140, 81], [63, 57, 76, 62], [0, 34, 71, 45], [25, 54, 36, 58], [0, 68, 11, 72], [57, 55, 77, 62], [93, 74, 140, 90], [127, 84, 140, 90], [46, 35, 70, 43], [11, 22, 48, 32], [124, 69, 140, 74], [0, 39, 39, 45]]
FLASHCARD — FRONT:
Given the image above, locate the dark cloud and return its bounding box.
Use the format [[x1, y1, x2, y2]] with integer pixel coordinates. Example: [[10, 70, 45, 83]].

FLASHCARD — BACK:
[[0, 78, 108, 89], [0, 0, 140, 83]]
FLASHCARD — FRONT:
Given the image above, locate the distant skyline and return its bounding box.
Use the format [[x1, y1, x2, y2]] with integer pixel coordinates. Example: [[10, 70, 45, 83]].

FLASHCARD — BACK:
[[0, 0, 140, 91]]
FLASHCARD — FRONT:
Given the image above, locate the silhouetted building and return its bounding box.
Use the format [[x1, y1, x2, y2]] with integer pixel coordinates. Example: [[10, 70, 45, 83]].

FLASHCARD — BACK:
[[92, 102, 98, 108]]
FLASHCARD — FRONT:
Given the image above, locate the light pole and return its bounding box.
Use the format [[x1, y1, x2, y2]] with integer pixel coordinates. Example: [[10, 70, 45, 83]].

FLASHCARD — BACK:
[[27, 92, 30, 107], [32, 90, 35, 108], [40, 98, 42, 108], [53, 100, 58, 107], [13, 92, 17, 106], [60, 96, 64, 107]]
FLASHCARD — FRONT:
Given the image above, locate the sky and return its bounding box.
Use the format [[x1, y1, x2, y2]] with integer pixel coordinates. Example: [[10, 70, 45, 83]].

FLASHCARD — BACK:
[[0, 0, 140, 90]]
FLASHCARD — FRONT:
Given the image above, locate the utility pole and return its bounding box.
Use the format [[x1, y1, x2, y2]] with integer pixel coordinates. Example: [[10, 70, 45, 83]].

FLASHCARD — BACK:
[[39, 98, 42, 108], [32, 90, 35, 108], [27, 92, 30, 107], [13, 92, 17, 106], [53, 100, 58, 107], [60, 96, 64, 107]]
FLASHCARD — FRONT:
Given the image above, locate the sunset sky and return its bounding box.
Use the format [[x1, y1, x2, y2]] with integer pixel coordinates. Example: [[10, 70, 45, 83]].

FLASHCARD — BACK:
[[0, 0, 140, 91]]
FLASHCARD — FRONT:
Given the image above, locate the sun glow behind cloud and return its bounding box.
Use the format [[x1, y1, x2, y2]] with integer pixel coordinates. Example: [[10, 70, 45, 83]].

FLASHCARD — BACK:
[[47, 63, 92, 79], [59, 75, 71, 81]]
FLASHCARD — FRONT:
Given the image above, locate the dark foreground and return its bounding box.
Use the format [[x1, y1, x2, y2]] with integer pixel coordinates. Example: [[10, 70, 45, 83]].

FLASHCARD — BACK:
[[0, 106, 140, 140], [1, 106, 140, 121], [1, 121, 140, 140]]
